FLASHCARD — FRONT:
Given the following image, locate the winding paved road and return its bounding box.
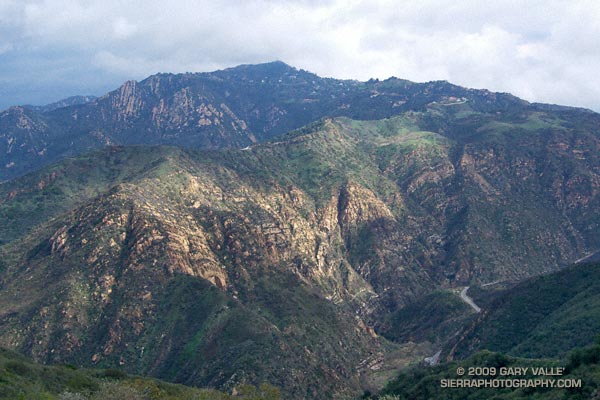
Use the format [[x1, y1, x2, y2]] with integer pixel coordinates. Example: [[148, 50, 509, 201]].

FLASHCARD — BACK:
[[424, 287, 481, 366], [460, 286, 481, 313]]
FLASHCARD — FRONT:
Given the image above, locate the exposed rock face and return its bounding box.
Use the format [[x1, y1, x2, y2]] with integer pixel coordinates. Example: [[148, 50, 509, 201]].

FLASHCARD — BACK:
[[0, 148, 400, 398], [0, 181, 385, 398]]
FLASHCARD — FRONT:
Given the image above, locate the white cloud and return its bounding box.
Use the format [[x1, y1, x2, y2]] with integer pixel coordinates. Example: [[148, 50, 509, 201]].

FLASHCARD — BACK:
[[112, 17, 137, 40], [1, 0, 600, 111]]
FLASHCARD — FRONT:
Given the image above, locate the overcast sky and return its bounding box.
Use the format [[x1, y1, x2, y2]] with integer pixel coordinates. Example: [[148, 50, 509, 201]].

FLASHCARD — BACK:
[[1, 0, 599, 111]]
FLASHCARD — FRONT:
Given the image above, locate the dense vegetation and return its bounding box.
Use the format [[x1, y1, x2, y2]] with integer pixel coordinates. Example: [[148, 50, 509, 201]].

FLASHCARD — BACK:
[[379, 290, 473, 344], [0, 347, 280, 399], [375, 340, 600, 400], [451, 262, 600, 359]]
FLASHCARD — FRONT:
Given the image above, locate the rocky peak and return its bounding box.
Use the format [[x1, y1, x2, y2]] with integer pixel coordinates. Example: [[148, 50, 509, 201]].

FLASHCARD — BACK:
[[109, 80, 144, 121]]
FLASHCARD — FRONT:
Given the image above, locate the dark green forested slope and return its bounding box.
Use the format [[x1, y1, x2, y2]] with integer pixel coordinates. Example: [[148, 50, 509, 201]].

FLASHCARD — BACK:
[[0, 347, 281, 400], [451, 262, 600, 359], [376, 342, 600, 400]]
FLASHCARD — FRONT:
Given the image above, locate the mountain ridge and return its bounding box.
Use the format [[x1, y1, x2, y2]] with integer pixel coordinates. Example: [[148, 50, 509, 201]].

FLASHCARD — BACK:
[[2, 61, 584, 182]]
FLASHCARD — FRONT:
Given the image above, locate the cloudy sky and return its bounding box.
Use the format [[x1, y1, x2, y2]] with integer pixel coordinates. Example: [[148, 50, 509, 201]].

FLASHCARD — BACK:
[[1, 0, 599, 111]]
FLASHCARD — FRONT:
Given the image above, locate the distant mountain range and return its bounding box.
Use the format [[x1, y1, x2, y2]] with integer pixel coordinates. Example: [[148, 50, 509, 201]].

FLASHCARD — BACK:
[[1, 62, 599, 398], [23, 95, 98, 113], [3, 60, 587, 182]]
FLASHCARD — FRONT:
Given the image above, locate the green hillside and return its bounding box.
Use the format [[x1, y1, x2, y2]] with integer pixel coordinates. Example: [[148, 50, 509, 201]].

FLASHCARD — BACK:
[[376, 341, 600, 400], [379, 290, 473, 345], [451, 262, 600, 359], [0, 347, 280, 400]]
